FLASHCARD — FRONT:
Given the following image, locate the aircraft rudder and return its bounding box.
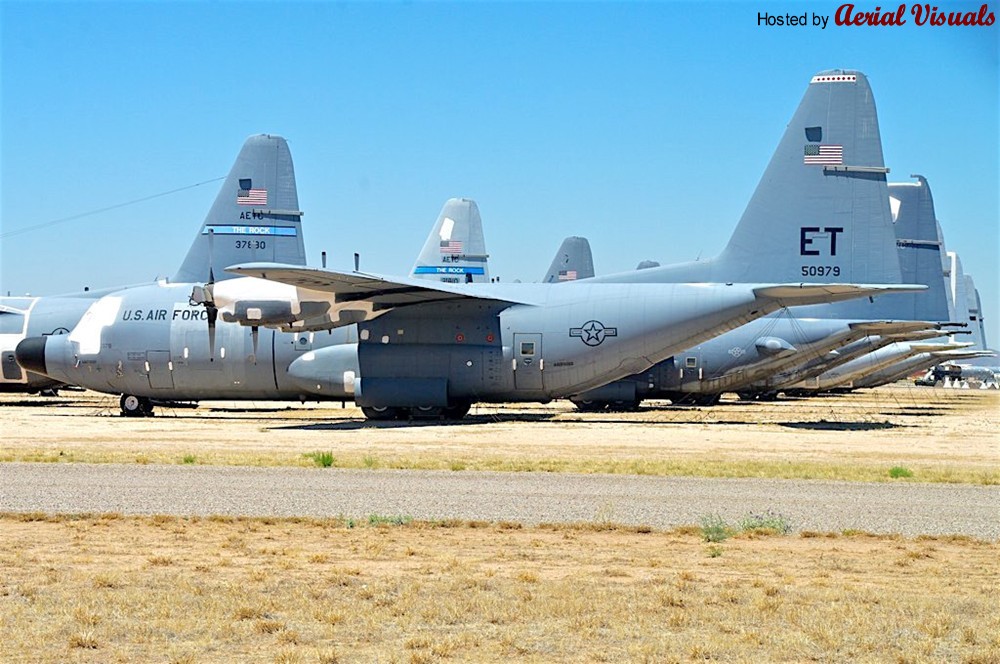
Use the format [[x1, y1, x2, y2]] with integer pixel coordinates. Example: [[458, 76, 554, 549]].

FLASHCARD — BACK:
[[718, 70, 899, 289], [542, 236, 595, 283], [410, 198, 490, 284], [173, 134, 305, 284]]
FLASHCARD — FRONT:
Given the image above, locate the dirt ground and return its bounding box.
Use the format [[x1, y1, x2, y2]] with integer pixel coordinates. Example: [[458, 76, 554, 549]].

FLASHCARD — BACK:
[[1, 384, 997, 482]]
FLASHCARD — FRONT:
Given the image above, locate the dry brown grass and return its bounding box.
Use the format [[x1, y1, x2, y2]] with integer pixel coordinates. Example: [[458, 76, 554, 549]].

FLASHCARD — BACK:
[[1, 514, 997, 662]]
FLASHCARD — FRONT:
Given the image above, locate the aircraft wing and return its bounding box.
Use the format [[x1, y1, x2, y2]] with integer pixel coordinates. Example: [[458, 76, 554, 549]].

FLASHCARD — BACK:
[[226, 263, 532, 307]]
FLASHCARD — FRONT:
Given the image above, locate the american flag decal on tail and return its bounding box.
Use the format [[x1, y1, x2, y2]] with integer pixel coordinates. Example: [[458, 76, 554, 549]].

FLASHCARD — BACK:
[[440, 240, 463, 255], [558, 270, 578, 281], [237, 188, 268, 205], [803, 145, 843, 165]]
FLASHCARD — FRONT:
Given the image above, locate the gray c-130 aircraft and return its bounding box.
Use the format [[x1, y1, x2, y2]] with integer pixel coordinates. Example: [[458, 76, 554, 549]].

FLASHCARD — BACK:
[[0, 135, 308, 394], [16, 110, 923, 420], [13, 136, 493, 415], [15, 168, 922, 419], [559, 69, 951, 408]]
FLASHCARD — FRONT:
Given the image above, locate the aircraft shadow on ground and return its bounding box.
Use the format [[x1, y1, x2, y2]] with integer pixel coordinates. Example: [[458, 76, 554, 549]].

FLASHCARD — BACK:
[[0, 399, 78, 408], [778, 420, 903, 431], [269, 412, 559, 431], [883, 407, 949, 416]]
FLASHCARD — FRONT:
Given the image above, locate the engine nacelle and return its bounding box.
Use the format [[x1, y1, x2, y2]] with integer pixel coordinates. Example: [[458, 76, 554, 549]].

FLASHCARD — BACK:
[[286, 343, 360, 398], [755, 336, 797, 357]]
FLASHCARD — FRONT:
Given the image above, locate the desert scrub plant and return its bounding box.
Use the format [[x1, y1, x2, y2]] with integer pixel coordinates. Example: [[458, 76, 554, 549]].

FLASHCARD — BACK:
[[700, 514, 731, 542], [889, 466, 913, 479], [738, 509, 792, 535], [368, 514, 413, 527], [304, 451, 335, 468]]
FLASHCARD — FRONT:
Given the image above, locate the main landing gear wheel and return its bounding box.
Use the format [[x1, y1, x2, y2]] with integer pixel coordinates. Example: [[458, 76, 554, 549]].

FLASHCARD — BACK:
[[442, 401, 471, 420], [411, 406, 444, 419], [120, 394, 153, 417], [572, 400, 607, 412], [361, 405, 400, 421], [669, 393, 720, 407]]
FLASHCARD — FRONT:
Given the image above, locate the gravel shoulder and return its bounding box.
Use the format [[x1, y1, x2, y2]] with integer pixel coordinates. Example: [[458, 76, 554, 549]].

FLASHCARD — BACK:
[[2, 462, 998, 537]]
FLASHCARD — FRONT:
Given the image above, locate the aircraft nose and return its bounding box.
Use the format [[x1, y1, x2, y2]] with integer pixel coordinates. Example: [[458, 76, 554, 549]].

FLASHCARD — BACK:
[[15, 336, 48, 376]]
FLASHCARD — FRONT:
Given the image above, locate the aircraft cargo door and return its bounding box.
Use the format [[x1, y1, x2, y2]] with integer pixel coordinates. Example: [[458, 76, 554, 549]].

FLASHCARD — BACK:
[[146, 351, 175, 389], [513, 333, 543, 390]]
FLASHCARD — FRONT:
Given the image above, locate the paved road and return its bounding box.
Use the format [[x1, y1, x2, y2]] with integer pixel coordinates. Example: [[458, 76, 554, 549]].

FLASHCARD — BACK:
[[1, 463, 997, 537]]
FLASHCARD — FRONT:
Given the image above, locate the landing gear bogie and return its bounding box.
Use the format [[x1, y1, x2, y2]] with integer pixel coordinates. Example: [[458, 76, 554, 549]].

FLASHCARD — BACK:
[[120, 394, 154, 417]]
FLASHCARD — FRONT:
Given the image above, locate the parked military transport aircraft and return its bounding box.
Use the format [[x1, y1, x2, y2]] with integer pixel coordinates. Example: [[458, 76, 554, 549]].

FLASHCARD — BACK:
[[15, 74, 925, 420], [12, 137, 500, 416], [1, 135, 311, 395], [562, 70, 948, 407]]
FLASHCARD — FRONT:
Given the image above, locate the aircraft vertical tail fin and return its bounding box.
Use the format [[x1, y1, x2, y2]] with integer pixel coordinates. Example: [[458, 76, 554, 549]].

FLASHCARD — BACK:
[[591, 69, 905, 319], [173, 134, 304, 284], [965, 276, 988, 350], [542, 236, 595, 283], [718, 70, 900, 286], [409, 198, 490, 284], [948, 252, 969, 326], [886, 176, 951, 321]]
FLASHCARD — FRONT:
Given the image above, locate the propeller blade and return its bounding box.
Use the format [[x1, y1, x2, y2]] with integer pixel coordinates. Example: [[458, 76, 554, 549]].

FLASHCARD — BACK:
[[207, 229, 216, 285], [207, 305, 218, 362], [250, 326, 259, 365]]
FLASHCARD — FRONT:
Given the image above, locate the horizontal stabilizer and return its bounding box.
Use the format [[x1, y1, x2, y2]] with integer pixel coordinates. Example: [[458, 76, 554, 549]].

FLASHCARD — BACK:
[[753, 283, 926, 306], [933, 349, 996, 360], [883, 329, 950, 342], [912, 342, 974, 354], [848, 320, 938, 335]]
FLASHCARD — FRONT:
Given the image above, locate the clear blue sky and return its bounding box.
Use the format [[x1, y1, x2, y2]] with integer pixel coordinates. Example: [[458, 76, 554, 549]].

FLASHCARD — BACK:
[[2, 1, 997, 347]]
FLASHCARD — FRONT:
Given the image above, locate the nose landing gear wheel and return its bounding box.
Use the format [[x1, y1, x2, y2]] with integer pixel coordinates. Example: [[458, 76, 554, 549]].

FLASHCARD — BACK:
[[120, 394, 153, 417]]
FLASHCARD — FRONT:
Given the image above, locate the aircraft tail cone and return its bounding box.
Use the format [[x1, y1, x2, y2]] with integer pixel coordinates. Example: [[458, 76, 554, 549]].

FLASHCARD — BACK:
[[14, 336, 47, 376]]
